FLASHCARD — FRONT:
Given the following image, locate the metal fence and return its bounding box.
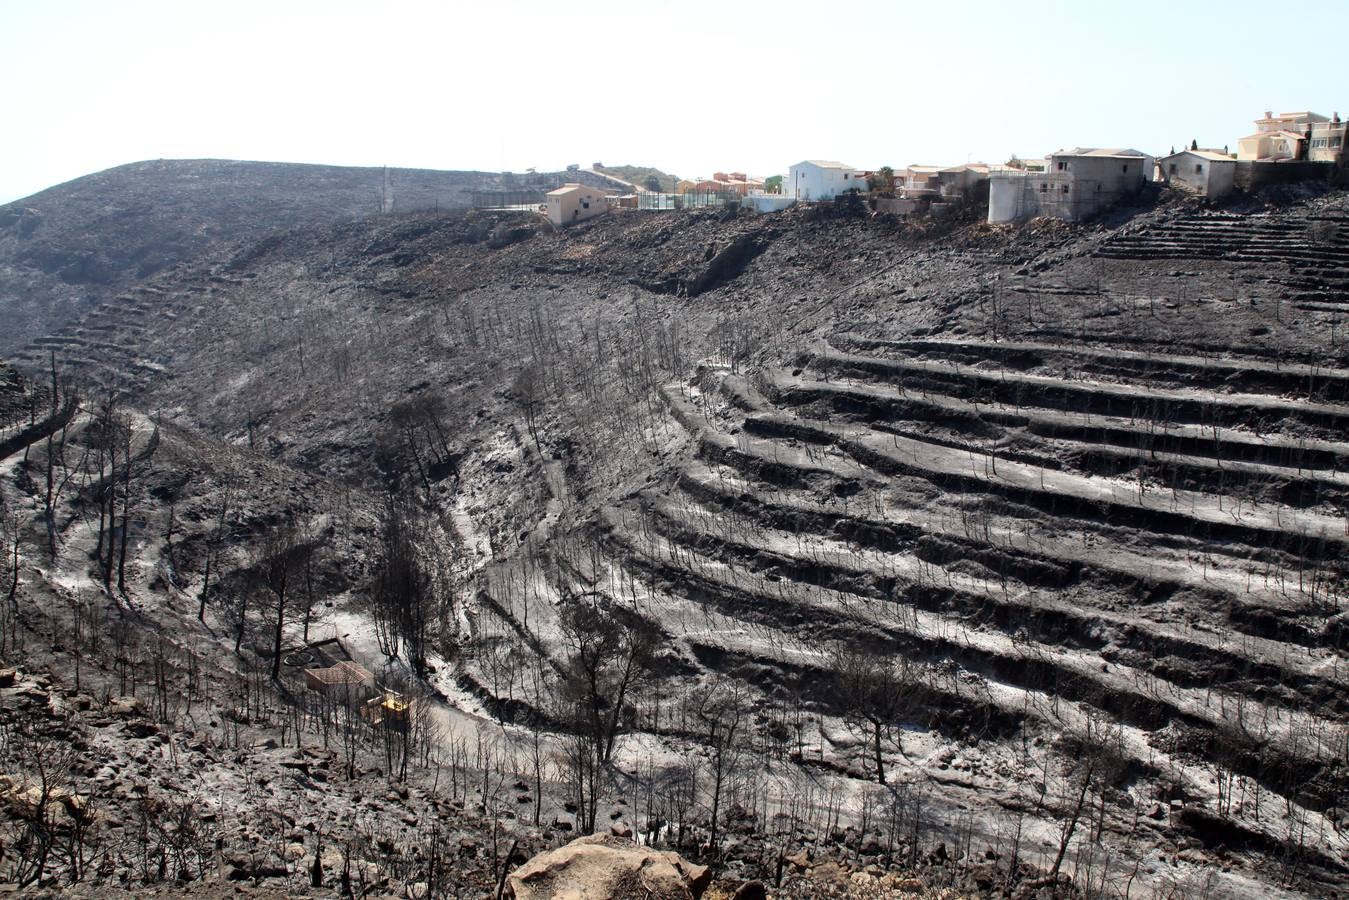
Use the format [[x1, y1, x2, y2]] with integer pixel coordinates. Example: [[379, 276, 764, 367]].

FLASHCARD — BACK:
[[638, 190, 742, 211], [471, 190, 547, 209]]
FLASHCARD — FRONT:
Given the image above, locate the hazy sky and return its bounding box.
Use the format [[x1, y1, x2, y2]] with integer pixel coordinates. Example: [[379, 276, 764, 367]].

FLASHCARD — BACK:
[[3, 0, 1347, 204]]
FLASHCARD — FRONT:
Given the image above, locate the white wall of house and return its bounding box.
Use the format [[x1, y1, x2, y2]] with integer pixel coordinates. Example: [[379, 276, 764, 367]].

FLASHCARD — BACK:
[[987, 174, 1025, 225], [742, 194, 797, 213], [788, 161, 863, 201], [989, 172, 1071, 223], [1238, 132, 1302, 161]]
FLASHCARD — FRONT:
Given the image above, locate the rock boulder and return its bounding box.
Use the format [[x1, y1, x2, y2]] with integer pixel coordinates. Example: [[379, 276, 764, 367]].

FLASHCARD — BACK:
[[506, 834, 710, 900]]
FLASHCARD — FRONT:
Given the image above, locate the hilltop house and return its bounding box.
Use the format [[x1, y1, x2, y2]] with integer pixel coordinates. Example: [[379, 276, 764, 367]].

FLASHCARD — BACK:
[[1158, 149, 1236, 198], [1238, 111, 1315, 161], [546, 183, 609, 227], [988, 148, 1151, 224], [788, 160, 864, 201], [1236, 111, 1345, 162]]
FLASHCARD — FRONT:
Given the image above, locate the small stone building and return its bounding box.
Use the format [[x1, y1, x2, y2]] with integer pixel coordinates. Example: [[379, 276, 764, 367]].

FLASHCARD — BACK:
[[546, 183, 609, 227], [1158, 149, 1236, 198]]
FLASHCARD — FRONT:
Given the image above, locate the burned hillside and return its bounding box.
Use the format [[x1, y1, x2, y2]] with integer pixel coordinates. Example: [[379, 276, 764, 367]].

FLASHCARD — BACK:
[[1, 184, 1347, 897], [0, 160, 578, 357]]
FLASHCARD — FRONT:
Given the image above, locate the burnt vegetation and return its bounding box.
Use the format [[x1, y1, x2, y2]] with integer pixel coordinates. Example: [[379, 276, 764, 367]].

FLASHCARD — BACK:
[[0, 174, 1346, 896]]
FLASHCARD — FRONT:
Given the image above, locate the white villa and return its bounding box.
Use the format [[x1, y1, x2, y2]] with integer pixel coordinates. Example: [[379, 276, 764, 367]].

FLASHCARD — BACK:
[[787, 160, 864, 201]]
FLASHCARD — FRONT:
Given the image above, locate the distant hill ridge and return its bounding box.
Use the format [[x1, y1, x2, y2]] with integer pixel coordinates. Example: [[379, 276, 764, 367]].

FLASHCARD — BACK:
[[0, 158, 547, 354]]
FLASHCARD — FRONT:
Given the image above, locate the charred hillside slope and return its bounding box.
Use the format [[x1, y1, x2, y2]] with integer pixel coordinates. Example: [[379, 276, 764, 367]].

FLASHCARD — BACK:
[[0, 159, 563, 355], [2, 185, 1348, 897]]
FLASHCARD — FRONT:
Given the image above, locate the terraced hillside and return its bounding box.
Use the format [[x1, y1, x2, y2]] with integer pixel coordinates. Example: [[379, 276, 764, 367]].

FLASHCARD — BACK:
[[6, 184, 1349, 896], [1094, 206, 1349, 313], [459, 330, 1349, 894]]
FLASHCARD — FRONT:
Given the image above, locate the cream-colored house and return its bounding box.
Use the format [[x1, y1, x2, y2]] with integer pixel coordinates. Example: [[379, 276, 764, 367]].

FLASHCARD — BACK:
[[1237, 111, 1315, 161], [546, 184, 609, 227], [1238, 130, 1306, 162], [1235, 110, 1345, 162]]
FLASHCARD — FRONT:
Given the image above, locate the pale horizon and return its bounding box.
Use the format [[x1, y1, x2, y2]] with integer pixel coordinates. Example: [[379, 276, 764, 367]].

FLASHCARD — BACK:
[[2, 0, 1346, 205]]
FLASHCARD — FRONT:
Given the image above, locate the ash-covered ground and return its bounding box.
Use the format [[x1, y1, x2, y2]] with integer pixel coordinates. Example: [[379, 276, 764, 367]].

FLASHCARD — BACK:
[[1, 176, 1347, 897]]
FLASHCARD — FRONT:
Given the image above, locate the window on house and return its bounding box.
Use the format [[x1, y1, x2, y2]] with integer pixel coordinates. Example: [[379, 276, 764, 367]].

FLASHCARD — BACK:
[[1039, 183, 1048, 192], [1122, 164, 1129, 173], [582, 200, 590, 209], [1061, 185, 1069, 194], [1057, 161, 1067, 171], [1169, 163, 1177, 174]]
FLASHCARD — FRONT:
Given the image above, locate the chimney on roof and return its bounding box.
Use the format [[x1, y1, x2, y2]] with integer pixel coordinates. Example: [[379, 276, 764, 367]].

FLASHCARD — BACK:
[[1264, 110, 1272, 119]]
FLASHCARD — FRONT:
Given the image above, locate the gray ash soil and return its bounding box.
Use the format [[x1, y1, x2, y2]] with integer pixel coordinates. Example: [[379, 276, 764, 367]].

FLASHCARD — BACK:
[[1, 179, 1348, 897]]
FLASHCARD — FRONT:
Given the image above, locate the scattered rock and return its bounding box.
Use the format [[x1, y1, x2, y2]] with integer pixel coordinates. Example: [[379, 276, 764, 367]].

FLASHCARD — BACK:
[[732, 881, 767, 900], [107, 696, 144, 717], [506, 834, 710, 900]]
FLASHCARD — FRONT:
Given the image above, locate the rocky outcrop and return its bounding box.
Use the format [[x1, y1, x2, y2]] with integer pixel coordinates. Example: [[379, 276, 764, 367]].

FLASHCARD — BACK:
[[506, 835, 710, 900], [684, 232, 771, 297]]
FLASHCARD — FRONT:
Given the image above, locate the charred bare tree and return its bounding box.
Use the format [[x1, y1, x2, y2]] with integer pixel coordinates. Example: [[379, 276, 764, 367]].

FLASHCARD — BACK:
[[1048, 709, 1125, 884], [558, 591, 657, 764], [256, 523, 319, 680], [512, 361, 546, 450], [42, 352, 59, 558], [369, 501, 432, 675], [829, 643, 925, 785], [198, 477, 235, 622], [692, 677, 749, 857]]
